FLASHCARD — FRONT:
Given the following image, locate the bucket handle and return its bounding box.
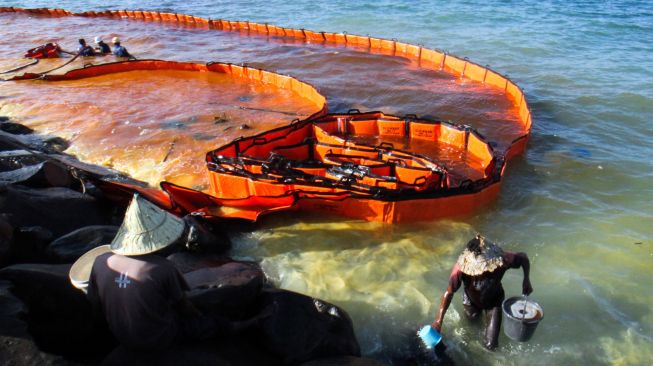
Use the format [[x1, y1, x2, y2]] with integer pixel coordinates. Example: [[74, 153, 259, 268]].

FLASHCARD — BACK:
[[521, 294, 529, 321]]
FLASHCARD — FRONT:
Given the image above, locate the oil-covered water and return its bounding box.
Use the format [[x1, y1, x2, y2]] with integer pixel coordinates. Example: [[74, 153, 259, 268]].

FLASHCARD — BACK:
[[1, 1, 652, 365]]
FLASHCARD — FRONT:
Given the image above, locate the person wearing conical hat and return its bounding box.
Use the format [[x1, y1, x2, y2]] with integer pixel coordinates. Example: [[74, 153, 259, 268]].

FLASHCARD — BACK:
[[85, 194, 266, 353], [431, 235, 532, 350]]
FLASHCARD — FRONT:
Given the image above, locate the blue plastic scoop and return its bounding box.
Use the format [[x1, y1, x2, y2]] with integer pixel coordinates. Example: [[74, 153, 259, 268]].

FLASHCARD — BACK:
[[417, 325, 442, 349]]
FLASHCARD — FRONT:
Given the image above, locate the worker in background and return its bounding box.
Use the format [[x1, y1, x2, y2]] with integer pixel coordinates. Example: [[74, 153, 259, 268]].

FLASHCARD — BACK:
[[431, 235, 532, 350], [77, 38, 96, 57], [111, 37, 134, 59], [94, 36, 111, 54]]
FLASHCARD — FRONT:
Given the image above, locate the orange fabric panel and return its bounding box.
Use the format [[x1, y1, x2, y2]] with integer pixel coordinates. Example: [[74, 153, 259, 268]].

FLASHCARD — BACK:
[[304, 30, 324, 42], [406, 44, 421, 58], [409, 122, 439, 141], [377, 120, 405, 137], [484, 70, 506, 89], [348, 120, 378, 135], [444, 55, 466, 75], [437, 126, 466, 148], [466, 134, 493, 167], [395, 42, 408, 54], [464, 62, 486, 83], [506, 81, 522, 104]]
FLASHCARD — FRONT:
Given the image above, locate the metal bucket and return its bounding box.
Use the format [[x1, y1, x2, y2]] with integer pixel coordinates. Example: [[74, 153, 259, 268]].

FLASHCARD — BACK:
[[502, 296, 543, 342]]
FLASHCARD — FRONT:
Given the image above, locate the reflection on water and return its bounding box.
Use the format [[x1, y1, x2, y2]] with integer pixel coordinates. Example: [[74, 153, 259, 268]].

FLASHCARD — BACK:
[[2, 69, 317, 188]]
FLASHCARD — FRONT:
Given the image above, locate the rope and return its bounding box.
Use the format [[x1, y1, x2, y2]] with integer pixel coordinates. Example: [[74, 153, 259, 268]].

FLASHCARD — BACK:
[[0, 58, 39, 74], [35, 53, 81, 77]]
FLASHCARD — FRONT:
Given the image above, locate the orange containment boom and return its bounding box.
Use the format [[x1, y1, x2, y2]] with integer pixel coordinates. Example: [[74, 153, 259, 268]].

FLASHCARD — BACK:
[[205, 111, 505, 223]]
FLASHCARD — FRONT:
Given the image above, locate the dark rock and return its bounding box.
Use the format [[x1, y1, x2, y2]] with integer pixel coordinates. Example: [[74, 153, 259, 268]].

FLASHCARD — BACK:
[[0, 217, 12, 266], [0, 280, 28, 337], [101, 335, 282, 366], [41, 137, 69, 153], [0, 150, 45, 172], [0, 335, 76, 366], [182, 215, 231, 254], [46, 225, 119, 263], [300, 356, 388, 366], [0, 122, 34, 135], [0, 185, 110, 238], [0, 161, 73, 188], [239, 124, 251, 130], [0, 264, 115, 362], [0, 117, 9, 123], [167, 252, 231, 274], [186, 262, 265, 317], [259, 288, 361, 364], [10, 226, 53, 263]]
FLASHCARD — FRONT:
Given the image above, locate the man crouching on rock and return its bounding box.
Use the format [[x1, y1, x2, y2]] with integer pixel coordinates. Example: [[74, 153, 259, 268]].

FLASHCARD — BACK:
[[431, 235, 532, 350], [86, 194, 266, 353]]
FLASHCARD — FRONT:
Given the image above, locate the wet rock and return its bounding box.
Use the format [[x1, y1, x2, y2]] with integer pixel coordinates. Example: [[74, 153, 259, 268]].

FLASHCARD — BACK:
[[239, 124, 251, 130], [0, 185, 110, 238], [182, 215, 231, 254], [46, 226, 119, 263], [0, 335, 76, 366], [0, 122, 34, 135], [300, 356, 388, 366], [10, 226, 53, 263], [0, 117, 9, 123], [41, 137, 69, 153], [0, 150, 45, 172], [0, 161, 73, 188], [0, 264, 115, 362], [186, 261, 265, 317], [167, 252, 231, 274], [213, 113, 230, 124], [259, 288, 361, 364], [0, 217, 12, 266], [0, 280, 28, 337], [101, 336, 281, 366]]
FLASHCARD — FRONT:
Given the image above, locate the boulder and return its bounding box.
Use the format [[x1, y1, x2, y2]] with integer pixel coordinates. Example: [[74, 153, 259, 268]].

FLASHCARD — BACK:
[[46, 226, 119, 263], [101, 336, 283, 366], [41, 137, 69, 154], [0, 185, 110, 238], [0, 335, 77, 366], [0, 264, 116, 362], [258, 289, 361, 364], [0, 161, 73, 189], [0, 217, 12, 266], [0, 122, 34, 135], [9, 226, 53, 263], [300, 356, 388, 366], [182, 215, 231, 254], [185, 261, 266, 317], [0, 150, 45, 172]]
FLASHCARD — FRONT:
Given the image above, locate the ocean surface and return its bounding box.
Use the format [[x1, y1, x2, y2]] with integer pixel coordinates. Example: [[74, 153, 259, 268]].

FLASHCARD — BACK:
[[1, 1, 652, 365]]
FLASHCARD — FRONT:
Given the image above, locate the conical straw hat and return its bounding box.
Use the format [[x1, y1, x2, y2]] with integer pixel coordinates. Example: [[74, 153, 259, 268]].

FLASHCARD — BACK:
[[456, 235, 504, 276], [110, 194, 185, 256]]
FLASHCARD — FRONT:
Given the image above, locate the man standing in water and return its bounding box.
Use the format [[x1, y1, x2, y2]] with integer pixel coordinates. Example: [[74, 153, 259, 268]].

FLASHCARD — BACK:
[[432, 235, 532, 350]]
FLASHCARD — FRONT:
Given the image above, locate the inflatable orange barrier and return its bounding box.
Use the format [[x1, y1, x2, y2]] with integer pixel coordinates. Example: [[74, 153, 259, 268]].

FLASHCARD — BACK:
[[8, 59, 327, 116], [205, 111, 504, 223], [0, 7, 534, 222], [0, 7, 531, 151]]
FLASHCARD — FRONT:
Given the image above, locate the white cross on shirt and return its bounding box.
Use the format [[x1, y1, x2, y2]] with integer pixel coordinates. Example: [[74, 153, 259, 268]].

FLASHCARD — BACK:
[[115, 272, 131, 289]]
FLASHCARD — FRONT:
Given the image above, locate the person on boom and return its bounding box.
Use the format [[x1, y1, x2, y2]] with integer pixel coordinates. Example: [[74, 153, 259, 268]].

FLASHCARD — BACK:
[[111, 37, 134, 59], [431, 235, 532, 350]]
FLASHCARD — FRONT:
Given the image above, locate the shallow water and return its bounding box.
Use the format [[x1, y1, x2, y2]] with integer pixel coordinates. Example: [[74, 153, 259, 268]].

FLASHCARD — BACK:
[[1, 1, 652, 365]]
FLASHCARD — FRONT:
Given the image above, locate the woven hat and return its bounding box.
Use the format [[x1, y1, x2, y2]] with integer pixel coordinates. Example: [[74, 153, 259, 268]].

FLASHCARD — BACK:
[[110, 194, 186, 256], [69, 244, 112, 293], [456, 235, 505, 276]]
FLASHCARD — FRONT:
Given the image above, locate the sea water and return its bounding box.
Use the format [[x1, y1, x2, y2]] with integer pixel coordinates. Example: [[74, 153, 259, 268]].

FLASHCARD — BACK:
[[1, 1, 652, 365]]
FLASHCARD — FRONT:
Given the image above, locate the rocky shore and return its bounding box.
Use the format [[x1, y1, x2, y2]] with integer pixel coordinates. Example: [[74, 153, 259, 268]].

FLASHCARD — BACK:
[[0, 117, 386, 366]]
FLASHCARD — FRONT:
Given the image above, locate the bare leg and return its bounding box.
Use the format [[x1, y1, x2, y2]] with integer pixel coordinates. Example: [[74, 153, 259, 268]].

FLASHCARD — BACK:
[[484, 306, 502, 350]]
